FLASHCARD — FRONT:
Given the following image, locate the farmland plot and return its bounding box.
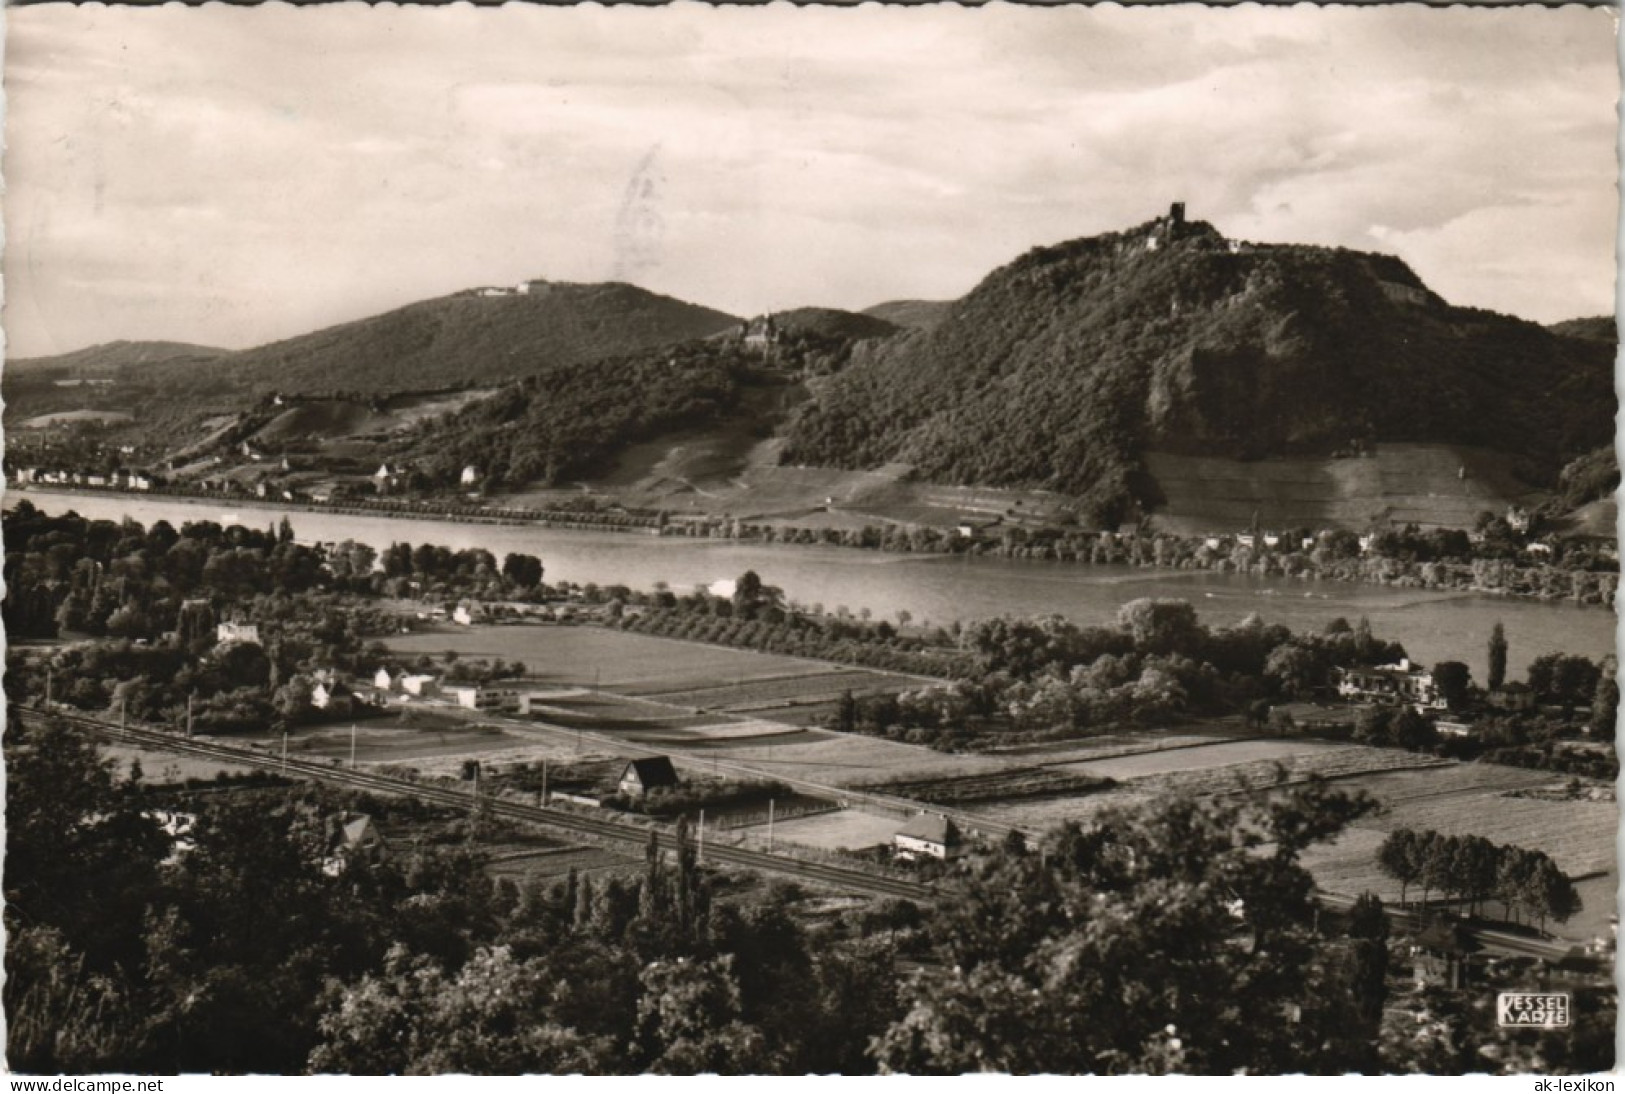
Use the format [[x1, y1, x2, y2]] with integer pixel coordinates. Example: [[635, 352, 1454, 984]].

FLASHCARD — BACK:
[[388, 625, 836, 692], [694, 729, 1008, 787], [966, 785, 1158, 830], [1065, 738, 1394, 781], [645, 670, 901, 712], [765, 809, 906, 853], [1124, 746, 1452, 796]]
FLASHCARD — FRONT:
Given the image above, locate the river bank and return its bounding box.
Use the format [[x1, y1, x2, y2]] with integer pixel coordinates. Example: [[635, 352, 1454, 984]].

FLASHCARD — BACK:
[[11, 486, 1615, 681]]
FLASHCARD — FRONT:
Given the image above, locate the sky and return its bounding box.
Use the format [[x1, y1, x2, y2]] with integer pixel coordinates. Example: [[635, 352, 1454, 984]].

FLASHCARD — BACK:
[[3, 3, 1618, 358]]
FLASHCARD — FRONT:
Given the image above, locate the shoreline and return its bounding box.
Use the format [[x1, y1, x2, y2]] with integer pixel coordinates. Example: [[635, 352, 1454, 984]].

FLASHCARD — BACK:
[[11, 483, 1616, 611]]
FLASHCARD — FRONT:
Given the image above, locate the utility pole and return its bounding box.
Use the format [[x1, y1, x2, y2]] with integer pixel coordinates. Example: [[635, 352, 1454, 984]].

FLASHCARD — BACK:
[[349, 724, 357, 769], [45, 666, 52, 708], [185, 691, 194, 738], [767, 798, 775, 852], [698, 809, 705, 865], [470, 761, 481, 840], [541, 760, 549, 806]]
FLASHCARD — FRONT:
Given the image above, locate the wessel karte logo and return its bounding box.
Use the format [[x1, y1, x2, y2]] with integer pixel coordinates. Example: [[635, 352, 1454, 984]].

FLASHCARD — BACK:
[[1497, 991, 1570, 1028]]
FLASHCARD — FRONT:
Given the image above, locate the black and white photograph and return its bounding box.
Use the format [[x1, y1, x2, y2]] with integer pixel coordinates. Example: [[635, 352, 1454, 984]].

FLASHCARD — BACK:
[[2, 1, 1619, 1078]]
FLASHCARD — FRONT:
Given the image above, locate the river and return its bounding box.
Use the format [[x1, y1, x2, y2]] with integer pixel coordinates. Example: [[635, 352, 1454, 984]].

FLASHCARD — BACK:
[[12, 489, 1617, 681]]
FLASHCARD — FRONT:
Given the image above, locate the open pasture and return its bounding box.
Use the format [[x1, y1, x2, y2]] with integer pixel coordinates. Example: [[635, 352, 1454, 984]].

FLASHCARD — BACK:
[[1062, 737, 1374, 781], [1339, 767, 1617, 878], [484, 843, 640, 884], [691, 729, 1008, 788], [643, 669, 903, 712], [966, 785, 1157, 831], [288, 718, 529, 766], [764, 809, 905, 853], [103, 743, 259, 783], [1125, 746, 1452, 796], [387, 624, 918, 698]]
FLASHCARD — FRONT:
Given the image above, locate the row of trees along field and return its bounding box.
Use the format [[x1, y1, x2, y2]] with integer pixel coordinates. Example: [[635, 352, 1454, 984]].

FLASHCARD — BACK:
[[22, 712, 1604, 1075], [1376, 829, 1580, 931]]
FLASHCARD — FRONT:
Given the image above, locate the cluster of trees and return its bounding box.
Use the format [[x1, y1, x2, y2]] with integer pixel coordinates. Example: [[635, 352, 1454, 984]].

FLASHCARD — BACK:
[[830, 603, 1407, 750], [396, 340, 760, 491], [376, 542, 545, 599], [1376, 829, 1580, 931], [617, 577, 971, 679], [1, 502, 549, 646], [875, 778, 1392, 1072]]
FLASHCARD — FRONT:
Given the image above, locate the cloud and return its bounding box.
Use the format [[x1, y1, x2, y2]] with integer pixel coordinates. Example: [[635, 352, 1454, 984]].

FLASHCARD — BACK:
[[3, 2, 1616, 357]]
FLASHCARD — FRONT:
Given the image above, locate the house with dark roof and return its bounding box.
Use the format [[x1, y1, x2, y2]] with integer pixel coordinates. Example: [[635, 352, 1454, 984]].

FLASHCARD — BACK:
[[1412, 920, 1481, 990], [323, 813, 390, 876], [619, 756, 680, 798], [893, 812, 960, 860]]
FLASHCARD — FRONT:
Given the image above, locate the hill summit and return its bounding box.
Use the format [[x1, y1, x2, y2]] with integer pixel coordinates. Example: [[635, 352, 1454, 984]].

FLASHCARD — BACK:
[[782, 205, 1614, 525]]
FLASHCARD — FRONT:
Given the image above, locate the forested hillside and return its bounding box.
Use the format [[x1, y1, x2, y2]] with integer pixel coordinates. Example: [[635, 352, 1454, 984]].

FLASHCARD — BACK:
[[783, 215, 1614, 526], [392, 339, 764, 490], [223, 281, 739, 394]]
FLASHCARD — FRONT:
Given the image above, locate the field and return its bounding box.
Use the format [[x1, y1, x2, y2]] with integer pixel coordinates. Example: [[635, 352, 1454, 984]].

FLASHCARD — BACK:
[[859, 767, 1114, 806], [387, 625, 919, 696], [678, 729, 1008, 788], [1125, 745, 1452, 797], [765, 809, 906, 853], [641, 669, 900, 713], [483, 841, 641, 884], [1056, 737, 1363, 780], [1292, 762, 1617, 941], [102, 743, 259, 784]]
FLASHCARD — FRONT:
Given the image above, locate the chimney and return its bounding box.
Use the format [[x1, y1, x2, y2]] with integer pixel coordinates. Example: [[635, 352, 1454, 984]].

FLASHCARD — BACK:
[[1169, 202, 1186, 227]]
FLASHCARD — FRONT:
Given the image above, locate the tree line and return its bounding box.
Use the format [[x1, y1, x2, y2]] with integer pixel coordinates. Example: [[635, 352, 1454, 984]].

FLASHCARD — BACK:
[[1376, 828, 1580, 932]]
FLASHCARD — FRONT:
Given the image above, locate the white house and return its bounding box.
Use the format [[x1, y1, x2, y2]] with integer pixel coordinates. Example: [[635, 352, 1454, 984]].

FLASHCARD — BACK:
[[460, 465, 480, 487], [399, 673, 439, 698], [893, 813, 960, 860], [216, 621, 261, 645], [374, 667, 395, 691]]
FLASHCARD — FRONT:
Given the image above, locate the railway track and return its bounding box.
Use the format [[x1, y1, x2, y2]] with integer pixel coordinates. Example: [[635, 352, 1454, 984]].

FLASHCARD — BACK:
[[17, 706, 934, 903]]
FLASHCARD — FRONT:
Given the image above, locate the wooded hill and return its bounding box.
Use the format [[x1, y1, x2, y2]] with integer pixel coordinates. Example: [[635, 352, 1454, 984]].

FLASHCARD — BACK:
[[781, 214, 1615, 526], [217, 280, 740, 395]]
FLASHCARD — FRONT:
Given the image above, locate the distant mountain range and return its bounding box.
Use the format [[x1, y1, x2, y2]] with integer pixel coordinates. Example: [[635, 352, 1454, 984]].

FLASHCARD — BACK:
[[9, 211, 1615, 530], [8, 339, 228, 374], [8, 281, 740, 395]]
